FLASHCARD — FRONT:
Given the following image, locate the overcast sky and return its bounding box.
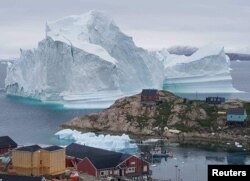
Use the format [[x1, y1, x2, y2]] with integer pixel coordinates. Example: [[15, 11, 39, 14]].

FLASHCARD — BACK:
[[1, 0, 250, 58]]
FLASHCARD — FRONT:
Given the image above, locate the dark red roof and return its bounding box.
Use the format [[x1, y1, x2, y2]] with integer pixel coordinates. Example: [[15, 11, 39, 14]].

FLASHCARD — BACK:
[[0, 136, 17, 148], [227, 108, 246, 115], [66, 143, 131, 169], [141, 89, 158, 96]]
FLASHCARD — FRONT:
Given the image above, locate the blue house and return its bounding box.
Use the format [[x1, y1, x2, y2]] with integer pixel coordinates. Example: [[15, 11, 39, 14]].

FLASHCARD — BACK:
[[206, 97, 225, 104], [226, 108, 247, 123]]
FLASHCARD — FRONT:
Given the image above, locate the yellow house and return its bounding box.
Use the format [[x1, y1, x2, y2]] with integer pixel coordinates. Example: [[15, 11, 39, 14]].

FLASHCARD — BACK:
[[40, 146, 66, 176], [12, 145, 65, 176]]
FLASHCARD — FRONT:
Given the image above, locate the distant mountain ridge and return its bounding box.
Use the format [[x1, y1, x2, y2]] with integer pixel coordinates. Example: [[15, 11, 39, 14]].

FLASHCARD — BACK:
[[167, 46, 250, 60], [226, 53, 250, 61]]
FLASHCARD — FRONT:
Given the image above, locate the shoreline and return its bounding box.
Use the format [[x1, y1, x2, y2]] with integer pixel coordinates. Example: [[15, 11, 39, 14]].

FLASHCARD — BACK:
[[61, 90, 250, 152], [61, 123, 250, 152]]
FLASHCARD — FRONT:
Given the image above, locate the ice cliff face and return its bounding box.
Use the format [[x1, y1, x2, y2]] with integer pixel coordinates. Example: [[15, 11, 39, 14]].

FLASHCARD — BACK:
[[5, 11, 238, 108], [5, 11, 164, 107], [157, 44, 237, 93]]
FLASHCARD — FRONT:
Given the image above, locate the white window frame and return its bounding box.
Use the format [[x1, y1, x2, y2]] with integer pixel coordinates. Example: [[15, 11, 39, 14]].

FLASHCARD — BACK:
[[126, 167, 136, 173]]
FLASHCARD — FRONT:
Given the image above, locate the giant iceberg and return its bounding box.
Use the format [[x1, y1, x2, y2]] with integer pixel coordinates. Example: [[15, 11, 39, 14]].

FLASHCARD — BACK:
[[5, 11, 238, 108], [5, 11, 164, 108]]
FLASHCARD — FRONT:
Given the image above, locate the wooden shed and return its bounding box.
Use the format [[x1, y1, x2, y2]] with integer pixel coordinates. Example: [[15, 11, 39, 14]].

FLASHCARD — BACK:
[[40, 146, 66, 176], [0, 136, 17, 155], [12, 145, 65, 177], [12, 145, 42, 176]]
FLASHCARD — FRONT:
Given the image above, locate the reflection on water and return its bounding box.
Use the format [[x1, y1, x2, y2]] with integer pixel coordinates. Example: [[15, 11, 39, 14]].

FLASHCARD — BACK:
[[138, 141, 250, 181], [205, 156, 225, 162], [227, 152, 248, 165]]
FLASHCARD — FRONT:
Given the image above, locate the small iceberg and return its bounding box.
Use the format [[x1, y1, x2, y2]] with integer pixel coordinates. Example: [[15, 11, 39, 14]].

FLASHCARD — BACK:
[[55, 129, 137, 153], [234, 142, 243, 148]]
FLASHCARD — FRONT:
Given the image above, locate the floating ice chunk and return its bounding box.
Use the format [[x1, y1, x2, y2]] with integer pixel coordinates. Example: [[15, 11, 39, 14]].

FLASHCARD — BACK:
[[234, 142, 243, 148], [55, 129, 137, 152]]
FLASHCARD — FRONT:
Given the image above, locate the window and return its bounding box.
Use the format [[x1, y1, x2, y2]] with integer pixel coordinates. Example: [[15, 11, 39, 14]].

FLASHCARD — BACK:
[[131, 161, 135, 165], [143, 166, 147, 172], [100, 170, 108, 176], [126, 167, 135, 173], [114, 170, 119, 175]]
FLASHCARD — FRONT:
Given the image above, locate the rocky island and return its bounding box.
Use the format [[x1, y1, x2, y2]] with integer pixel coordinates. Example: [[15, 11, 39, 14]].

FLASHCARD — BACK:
[[63, 90, 250, 151]]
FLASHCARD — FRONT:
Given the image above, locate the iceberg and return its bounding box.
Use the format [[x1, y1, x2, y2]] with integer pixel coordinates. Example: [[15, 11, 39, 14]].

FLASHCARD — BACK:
[[157, 44, 239, 93], [5, 11, 163, 108], [5, 11, 238, 108], [55, 129, 137, 153]]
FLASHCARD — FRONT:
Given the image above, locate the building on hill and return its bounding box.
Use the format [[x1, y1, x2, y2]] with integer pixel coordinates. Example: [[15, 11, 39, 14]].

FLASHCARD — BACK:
[[0, 136, 17, 155], [66, 143, 151, 180], [226, 108, 247, 123], [141, 89, 159, 105], [205, 97, 225, 104], [12, 145, 65, 177], [0, 174, 46, 181]]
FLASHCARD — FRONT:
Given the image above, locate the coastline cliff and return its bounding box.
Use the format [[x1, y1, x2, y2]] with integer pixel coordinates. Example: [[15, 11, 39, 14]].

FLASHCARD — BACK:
[[63, 90, 250, 149]]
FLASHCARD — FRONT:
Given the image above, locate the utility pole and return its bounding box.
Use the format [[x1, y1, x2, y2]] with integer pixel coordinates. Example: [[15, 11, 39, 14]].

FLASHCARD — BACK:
[[178, 168, 181, 181], [174, 165, 178, 181]]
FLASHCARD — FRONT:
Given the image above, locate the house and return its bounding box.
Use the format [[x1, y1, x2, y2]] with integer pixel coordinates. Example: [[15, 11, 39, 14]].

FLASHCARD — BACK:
[[66, 143, 150, 180], [0, 174, 46, 181], [226, 108, 247, 123], [141, 89, 159, 105], [206, 97, 225, 104], [12, 145, 65, 176], [0, 136, 17, 155], [40, 146, 66, 176]]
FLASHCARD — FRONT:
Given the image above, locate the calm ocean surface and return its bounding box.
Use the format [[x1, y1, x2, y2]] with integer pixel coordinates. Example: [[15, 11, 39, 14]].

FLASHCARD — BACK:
[[0, 61, 250, 181]]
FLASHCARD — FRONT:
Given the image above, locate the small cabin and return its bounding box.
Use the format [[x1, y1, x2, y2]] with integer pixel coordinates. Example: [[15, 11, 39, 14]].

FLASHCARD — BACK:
[[141, 89, 159, 105], [0, 136, 17, 155], [12, 145, 42, 176], [12, 145, 65, 176], [226, 108, 247, 123], [206, 97, 225, 104], [40, 146, 66, 176], [0, 174, 46, 181]]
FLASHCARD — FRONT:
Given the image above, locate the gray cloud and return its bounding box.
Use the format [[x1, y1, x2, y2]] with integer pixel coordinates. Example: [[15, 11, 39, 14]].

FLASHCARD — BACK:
[[0, 0, 250, 58]]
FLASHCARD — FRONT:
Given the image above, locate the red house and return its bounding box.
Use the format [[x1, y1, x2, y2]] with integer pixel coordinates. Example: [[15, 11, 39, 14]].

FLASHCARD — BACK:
[[0, 136, 17, 155], [141, 89, 159, 105], [66, 143, 151, 180]]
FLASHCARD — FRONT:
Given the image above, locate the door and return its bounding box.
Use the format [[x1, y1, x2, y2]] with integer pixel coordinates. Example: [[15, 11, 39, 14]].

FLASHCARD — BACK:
[[119, 169, 124, 176]]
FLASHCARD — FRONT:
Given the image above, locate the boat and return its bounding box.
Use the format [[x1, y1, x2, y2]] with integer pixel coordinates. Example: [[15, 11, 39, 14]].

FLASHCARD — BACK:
[[150, 147, 173, 158]]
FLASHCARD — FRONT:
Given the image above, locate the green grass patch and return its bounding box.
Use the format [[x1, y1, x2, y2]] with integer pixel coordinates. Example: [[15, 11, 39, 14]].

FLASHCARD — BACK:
[[244, 102, 250, 116], [154, 101, 173, 129], [197, 119, 213, 128], [126, 115, 150, 130], [172, 123, 190, 132]]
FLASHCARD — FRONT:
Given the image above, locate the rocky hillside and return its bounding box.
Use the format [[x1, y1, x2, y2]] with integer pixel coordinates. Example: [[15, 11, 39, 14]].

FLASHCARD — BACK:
[[63, 91, 250, 145]]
